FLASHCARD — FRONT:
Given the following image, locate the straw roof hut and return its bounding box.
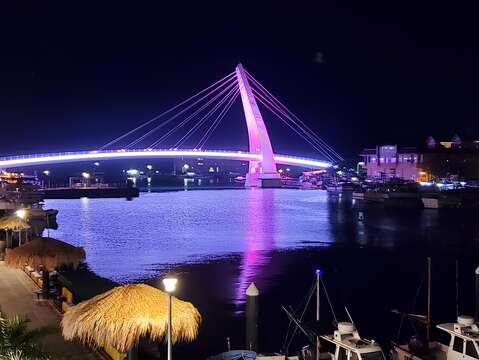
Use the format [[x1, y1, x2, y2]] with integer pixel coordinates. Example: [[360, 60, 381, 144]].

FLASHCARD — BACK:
[[61, 283, 201, 353], [0, 216, 30, 230], [4, 237, 85, 271]]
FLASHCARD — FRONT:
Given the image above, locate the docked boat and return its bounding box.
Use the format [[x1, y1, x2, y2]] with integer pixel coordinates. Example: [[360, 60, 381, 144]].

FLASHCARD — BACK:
[[319, 322, 386, 360], [392, 316, 479, 360]]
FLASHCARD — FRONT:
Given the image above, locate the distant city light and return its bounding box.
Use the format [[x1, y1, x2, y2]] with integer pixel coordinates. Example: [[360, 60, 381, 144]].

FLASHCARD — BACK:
[[82, 172, 90, 179], [43, 170, 50, 176], [419, 181, 433, 186], [94, 162, 100, 166], [146, 165, 153, 170], [126, 169, 139, 176]]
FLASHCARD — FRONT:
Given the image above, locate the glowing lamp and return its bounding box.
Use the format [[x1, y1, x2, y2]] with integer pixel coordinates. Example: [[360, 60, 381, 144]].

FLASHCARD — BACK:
[[146, 165, 153, 170], [315, 268, 323, 275], [43, 170, 50, 176], [15, 209, 27, 219], [163, 278, 178, 293], [82, 172, 90, 179]]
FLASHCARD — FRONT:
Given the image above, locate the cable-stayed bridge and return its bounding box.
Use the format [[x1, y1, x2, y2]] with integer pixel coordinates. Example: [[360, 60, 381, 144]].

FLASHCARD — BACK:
[[0, 64, 342, 187]]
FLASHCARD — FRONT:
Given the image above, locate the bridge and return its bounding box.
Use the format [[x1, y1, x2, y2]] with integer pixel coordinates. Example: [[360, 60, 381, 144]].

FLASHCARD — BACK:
[[0, 64, 342, 187]]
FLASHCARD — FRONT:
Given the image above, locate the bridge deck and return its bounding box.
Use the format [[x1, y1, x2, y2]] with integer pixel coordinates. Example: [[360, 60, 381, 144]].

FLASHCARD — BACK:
[[0, 149, 332, 169]]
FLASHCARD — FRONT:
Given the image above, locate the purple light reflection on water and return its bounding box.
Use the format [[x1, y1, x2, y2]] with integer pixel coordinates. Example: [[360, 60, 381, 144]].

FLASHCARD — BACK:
[[45, 190, 333, 302]]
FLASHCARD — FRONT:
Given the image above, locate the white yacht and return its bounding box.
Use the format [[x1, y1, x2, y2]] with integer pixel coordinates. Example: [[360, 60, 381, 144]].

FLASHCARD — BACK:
[[392, 315, 479, 360], [319, 322, 386, 360]]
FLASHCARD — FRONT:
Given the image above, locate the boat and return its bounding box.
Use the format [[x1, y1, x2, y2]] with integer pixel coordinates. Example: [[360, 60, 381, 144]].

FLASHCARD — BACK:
[[391, 258, 479, 360], [319, 322, 386, 360], [392, 316, 479, 360], [206, 350, 256, 360], [282, 271, 387, 360]]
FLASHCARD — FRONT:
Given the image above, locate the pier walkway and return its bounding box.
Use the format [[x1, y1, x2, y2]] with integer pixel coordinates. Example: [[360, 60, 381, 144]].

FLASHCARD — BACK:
[[0, 262, 97, 360]]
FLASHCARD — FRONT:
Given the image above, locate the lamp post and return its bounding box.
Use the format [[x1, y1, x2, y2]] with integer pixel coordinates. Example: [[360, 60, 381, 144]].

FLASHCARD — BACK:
[[15, 209, 27, 246], [163, 277, 177, 360]]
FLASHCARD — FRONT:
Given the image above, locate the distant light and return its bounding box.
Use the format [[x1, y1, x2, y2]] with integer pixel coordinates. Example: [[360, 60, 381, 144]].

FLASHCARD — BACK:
[[183, 164, 189, 170], [146, 165, 153, 170], [460, 181, 466, 186], [315, 268, 323, 275], [163, 277, 178, 293], [286, 168, 290, 172], [43, 170, 50, 176], [82, 172, 90, 179], [351, 177, 358, 182], [278, 169, 283, 173], [94, 162, 100, 167], [436, 183, 444, 188], [126, 169, 139, 176], [147, 177, 152, 184], [15, 209, 27, 219], [419, 181, 433, 186], [419, 171, 427, 175]]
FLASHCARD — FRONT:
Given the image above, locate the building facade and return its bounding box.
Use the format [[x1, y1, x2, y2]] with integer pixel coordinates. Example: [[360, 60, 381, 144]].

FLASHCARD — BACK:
[[360, 145, 424, 181], [360, 135, 479, 181]]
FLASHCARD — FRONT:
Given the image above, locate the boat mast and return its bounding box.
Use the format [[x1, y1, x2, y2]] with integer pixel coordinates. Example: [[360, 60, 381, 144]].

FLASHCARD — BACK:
[[427, 257, 432, 341], [316, 269, 320, 360]]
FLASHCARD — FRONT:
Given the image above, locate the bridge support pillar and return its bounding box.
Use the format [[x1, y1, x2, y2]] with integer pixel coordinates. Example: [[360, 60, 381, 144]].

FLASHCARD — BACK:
[[236, 64, 282, 188]]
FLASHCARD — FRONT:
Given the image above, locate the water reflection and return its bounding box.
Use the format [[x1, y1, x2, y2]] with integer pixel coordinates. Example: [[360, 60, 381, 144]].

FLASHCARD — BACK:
[[234, 189, 277, 305]]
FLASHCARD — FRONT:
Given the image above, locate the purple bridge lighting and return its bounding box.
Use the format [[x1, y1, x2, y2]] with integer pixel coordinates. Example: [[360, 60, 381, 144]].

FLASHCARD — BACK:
[[0, 64, 342, 187]]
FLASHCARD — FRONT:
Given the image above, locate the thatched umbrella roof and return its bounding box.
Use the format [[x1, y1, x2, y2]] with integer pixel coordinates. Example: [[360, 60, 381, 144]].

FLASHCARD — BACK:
[[0, 216, 30, 230], [4, 237, 85, 271], [61, 283, 201, 352]]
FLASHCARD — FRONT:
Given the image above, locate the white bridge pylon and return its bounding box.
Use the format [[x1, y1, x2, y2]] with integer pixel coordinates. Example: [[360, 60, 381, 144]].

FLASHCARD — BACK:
[[236, 64, 282, 187]]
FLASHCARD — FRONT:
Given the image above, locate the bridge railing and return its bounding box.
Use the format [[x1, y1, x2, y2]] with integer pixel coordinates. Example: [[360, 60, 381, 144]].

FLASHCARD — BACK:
[[0, 148, 250, 161], [0, 149, 332, 167]]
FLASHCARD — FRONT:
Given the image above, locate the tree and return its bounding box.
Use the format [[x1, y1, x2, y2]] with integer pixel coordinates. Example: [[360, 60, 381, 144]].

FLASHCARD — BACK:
[[0, 312, 50, 360]]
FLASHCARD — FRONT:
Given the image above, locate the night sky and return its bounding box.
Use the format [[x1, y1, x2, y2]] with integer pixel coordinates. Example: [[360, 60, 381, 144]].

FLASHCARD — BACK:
[[2, 3, 479, 161]]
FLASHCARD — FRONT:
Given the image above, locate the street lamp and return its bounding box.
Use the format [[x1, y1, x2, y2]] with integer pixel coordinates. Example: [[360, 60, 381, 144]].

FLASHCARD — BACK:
[[162, 277, 178, 360], [43, 170, 50, 188], [15, 209, 27, 219]]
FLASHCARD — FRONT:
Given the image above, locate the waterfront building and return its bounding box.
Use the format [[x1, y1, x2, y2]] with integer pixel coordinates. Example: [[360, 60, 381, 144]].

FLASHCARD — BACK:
[[360, 145, 423, 181], [360, 134, 479, 181]]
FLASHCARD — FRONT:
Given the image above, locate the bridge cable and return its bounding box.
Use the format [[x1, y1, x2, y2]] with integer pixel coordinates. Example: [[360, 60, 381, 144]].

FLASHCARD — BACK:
[[245, 70, 342, 159], [196, 87, 240, 149], [247, 72, 343, 162], [173, 83, 239, 148], [245, 70, 343, 162], [247, 71, 343, 162], [126, 75, 238, 149], [254, 94, 336, 162], [100, 71, 236, 149], [251, 88, 338, 162], [147, 79, 238, 148]]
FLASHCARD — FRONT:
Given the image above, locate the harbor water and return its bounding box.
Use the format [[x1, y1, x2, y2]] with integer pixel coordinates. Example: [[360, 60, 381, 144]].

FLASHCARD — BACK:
[[45, 189, 479, 358]]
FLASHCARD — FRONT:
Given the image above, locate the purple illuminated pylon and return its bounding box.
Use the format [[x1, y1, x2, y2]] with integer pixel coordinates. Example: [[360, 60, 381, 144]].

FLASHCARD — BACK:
[[235, 64, 282, 188]]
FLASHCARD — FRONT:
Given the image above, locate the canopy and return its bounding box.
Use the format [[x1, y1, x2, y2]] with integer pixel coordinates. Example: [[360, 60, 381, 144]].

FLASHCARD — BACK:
[[4, 237, 85, 271], [0, 216, 30, 231], [61, 283, 201, 352]]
